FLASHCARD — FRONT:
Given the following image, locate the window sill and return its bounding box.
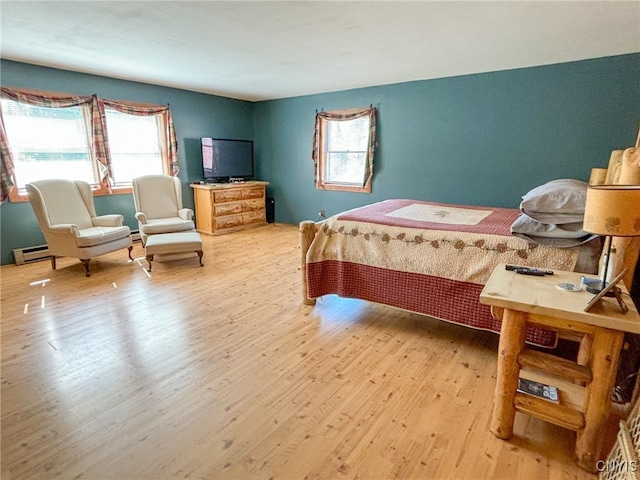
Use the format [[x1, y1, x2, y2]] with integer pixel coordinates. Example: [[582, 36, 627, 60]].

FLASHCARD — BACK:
[[317, 182, 372, 194], [9, 184, 133, 203]]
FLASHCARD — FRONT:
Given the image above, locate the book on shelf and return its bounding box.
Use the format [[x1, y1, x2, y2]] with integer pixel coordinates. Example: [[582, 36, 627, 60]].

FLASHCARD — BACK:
[[517, 378, 559, 403]]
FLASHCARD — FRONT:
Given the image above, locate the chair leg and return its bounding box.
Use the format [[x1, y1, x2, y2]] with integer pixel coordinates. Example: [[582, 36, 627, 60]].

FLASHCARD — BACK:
[[50, 256, 57, 270], [127, 245, 133, 261], [81, 259, 91, 277], [197, 250, 204, 267], [146, 254, 154, 272]]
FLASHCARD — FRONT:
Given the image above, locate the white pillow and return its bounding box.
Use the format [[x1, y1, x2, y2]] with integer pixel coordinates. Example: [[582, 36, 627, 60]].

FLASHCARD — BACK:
[[510, 213, 598, 246], [510, 214, 588, 239], [520, 179, 588, 224]]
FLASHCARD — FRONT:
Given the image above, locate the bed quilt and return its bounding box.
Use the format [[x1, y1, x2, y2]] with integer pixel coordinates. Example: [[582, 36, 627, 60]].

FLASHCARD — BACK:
[[306, 199, 583, 347]]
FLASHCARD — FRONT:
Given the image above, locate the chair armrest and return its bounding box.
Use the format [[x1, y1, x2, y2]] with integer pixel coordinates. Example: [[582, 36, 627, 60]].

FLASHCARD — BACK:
[[135, 212, 148, 224], [93, 214, 124, 227], [49, 224, 81, 237], [178, 208, 194, 221]]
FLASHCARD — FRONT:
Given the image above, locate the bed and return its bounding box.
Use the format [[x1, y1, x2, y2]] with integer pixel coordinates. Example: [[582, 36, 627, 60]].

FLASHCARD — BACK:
[[300, 147, 640, 348]]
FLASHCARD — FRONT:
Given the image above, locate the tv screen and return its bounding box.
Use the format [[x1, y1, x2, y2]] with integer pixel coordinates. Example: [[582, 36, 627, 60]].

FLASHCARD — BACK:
[[201, 138, 254, 182]]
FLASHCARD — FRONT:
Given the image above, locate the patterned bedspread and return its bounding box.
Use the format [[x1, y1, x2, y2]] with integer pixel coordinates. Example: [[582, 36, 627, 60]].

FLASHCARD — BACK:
[[306, 199, 584, 347]]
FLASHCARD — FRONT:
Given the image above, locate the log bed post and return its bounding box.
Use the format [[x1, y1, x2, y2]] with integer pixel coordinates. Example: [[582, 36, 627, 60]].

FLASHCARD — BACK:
[[577, 148, 639, 384], [575, 328, 625, 471], [610, 147, 640, 291], [300, 220, 318, 306]]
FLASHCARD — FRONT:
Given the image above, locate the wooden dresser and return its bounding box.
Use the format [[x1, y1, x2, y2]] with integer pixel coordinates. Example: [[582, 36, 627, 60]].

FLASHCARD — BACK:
[[191, 181, 269, 235]]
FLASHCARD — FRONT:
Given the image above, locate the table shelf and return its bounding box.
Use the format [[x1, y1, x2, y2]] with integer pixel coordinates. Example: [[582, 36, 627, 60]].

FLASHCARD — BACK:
[[514, 392, 585, 430], [519, 348, 592, 383]]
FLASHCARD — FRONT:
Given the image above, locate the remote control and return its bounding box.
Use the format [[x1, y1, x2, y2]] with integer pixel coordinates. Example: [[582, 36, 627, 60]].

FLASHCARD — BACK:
[[514, 269, 546, 276], [505, 265, 553, 275]]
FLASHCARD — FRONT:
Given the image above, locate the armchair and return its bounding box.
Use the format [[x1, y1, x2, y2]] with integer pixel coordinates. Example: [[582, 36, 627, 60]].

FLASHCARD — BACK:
[[132, 175, 195, 245], [26, 179, 133, 277]]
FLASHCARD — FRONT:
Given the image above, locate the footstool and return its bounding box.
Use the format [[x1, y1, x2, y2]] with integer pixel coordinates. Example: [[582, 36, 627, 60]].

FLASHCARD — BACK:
[[144, 231, 203, 272]]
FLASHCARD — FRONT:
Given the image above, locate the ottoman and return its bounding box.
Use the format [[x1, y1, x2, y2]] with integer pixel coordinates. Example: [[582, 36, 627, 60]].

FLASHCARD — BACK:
[[144, 231, 203, 272]]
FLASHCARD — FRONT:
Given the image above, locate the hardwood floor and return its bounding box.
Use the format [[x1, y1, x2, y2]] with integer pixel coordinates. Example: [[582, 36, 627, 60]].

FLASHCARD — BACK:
[[1, 223, 608, 479]]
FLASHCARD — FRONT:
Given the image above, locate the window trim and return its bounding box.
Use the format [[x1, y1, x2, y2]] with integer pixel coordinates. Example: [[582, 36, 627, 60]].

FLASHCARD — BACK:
[[7, 180, 133, 203], [313, 106, 376, 194]]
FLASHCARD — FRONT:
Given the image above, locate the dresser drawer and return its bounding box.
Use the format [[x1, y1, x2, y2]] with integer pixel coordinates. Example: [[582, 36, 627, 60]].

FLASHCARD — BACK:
[[213, 190, 243, 203], [243, 210, 266, 224], [214, 202, 243, 216], [214, 199, 264, 216], [241, 199, 264, 212], [215, 214, 245, 230], [242, 188, 265, 200]]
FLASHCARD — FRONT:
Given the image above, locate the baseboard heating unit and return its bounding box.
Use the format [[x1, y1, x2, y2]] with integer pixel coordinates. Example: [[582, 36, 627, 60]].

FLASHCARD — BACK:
[[13, 232, 142, 265], [13, 230, 141, 265], [14, 245, 49, 265]]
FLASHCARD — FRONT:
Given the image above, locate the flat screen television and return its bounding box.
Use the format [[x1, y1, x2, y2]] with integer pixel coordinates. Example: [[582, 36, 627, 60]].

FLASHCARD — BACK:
[[201, 138, 254, 183]]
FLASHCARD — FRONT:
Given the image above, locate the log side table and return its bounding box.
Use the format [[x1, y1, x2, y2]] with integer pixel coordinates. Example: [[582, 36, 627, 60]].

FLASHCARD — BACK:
[[479, 264, 640, 472]]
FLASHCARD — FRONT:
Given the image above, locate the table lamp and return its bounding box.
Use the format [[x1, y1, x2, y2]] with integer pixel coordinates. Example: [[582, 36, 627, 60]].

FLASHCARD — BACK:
[[582, 185, 640, 295]]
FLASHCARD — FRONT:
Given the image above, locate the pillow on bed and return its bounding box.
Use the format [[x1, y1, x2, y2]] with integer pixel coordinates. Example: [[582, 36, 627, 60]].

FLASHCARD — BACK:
[[510, 214, 588, 239], [520, 179, 588, 224], [510, 213, 598, 247]]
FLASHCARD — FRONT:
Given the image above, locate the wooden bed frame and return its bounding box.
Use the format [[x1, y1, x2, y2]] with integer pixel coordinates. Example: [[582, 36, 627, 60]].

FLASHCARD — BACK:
[[300, 146, 640, 310]]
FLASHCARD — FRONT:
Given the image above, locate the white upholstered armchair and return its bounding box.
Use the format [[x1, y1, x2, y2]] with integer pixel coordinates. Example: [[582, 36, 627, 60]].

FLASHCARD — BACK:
[[132, 175, 195, 245], [26, 179, 133, 277]]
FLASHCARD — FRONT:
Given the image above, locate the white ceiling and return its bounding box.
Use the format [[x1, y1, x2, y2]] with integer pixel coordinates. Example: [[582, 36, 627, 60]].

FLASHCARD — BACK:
[[1, 1, 639, 102]]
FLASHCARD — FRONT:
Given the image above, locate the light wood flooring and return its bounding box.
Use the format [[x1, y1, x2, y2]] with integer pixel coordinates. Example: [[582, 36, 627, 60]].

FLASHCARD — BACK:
[[1, 223, 611, 479]]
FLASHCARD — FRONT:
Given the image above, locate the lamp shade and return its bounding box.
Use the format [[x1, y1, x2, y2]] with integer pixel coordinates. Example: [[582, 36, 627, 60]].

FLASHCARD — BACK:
[[588, 168, 608, 186], [583, 185, 640, 236]]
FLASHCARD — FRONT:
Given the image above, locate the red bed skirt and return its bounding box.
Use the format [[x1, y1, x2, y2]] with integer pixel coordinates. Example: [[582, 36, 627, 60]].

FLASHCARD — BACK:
[[307, 259, 557, 347]]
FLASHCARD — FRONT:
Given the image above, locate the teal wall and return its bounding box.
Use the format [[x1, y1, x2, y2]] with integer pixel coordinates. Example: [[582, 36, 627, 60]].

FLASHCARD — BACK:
[[1, 54, 639, 265], [0, 59, 254, 264], [254, 53, 640, 224]]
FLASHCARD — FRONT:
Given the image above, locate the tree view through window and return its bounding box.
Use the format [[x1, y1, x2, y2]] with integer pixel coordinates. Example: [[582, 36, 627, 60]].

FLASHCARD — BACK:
[[324, 115, 369, 186], [1, 99, 95, 188], [104, 110, 164, 185], [314, 106, 376, 193]]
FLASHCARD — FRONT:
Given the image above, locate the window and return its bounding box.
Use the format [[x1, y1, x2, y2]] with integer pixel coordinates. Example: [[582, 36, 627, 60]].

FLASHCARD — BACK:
[[0, 87, 179, 202], [1, 99, 95, 188], [104, 109, 165, 185], [324, 116, 369, 185], [313, 106, 376, 193]]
